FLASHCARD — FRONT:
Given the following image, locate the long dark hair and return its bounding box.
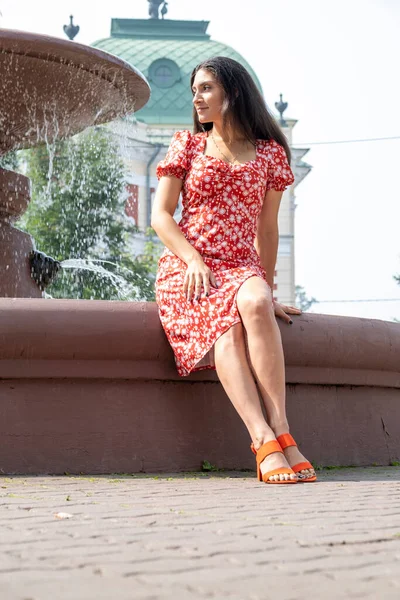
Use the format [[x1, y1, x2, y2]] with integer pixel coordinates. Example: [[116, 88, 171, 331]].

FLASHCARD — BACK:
[[190, 56, 291, 162]]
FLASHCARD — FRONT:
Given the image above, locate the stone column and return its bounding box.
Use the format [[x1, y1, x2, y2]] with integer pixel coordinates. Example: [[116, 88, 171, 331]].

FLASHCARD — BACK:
[[0, 168, 42, 298]]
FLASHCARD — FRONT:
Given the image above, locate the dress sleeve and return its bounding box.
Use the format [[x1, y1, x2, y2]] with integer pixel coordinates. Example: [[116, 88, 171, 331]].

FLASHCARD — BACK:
[[266, 140, 295, 191], [156, 130, 191, 181]]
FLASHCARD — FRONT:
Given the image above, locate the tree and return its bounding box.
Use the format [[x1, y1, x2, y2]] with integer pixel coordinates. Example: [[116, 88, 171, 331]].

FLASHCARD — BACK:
[[18, 128, 157, 300], [295, 285, 317, 312], [0, 150, 19, 171]]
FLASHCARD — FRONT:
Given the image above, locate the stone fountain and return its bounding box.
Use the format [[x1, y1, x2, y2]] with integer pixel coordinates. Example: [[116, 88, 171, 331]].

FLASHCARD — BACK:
[[0, 28, 399, 476], [0, 28, 150, 297]]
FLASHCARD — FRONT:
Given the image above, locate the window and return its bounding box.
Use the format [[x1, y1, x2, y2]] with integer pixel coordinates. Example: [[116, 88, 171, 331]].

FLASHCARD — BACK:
[[148, 59, 181, 89]]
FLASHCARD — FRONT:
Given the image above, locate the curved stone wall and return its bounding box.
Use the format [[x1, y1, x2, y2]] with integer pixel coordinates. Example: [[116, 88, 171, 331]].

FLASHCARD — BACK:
[[0, 299, 399, 474]]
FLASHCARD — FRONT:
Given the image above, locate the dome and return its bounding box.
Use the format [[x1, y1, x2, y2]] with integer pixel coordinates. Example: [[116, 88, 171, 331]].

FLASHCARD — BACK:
[[92, 19, 263, 125]]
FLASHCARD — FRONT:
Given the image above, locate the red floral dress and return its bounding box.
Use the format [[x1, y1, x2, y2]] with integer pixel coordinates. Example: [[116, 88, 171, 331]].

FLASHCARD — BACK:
[[155, 130, 295, 377]]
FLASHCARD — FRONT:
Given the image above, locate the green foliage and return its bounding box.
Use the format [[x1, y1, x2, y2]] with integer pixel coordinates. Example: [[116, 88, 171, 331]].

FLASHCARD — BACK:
[[295, 285, 317, 312], [18, 128, 157, 300], [0, 150, 19, 171], [201, 460, 219, 472]]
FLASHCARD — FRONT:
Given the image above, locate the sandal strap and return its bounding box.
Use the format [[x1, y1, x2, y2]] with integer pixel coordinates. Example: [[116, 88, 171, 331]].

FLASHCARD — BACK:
[[276, 433, 297, 449], [292, 461, 314, 473], [262, 467, 296, 482], [254, 440, 282, 466]]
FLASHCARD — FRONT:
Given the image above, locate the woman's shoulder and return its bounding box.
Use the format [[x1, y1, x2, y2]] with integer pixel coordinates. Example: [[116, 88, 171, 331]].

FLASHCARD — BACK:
[[171, 129, 204, 140], [257, 138, 290, 164], [257, 138, 284, 152], [170, 129, 204, 150]]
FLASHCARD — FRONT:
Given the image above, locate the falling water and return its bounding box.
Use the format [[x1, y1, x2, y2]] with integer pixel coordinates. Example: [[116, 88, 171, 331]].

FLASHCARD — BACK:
[[60, 258, 149, 301], [14, 111, 156, 301], [0, 31, 151, 299]]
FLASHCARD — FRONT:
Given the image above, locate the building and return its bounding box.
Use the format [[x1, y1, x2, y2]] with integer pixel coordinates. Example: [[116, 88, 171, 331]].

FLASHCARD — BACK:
[[92, 5, 311, 304]]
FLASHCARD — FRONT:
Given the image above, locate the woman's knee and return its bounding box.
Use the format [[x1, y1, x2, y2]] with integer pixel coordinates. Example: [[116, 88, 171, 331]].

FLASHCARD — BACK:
[[237, 288, 274, 324]]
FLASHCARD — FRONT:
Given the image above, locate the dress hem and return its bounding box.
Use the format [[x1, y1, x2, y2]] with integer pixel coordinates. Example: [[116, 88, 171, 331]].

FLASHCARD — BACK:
[[175, 272, 271, 378]]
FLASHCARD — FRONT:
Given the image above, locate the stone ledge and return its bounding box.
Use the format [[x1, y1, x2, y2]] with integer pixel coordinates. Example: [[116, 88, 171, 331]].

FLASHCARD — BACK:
[[0, 298, 399, 474], [0, 298, 399, 387]]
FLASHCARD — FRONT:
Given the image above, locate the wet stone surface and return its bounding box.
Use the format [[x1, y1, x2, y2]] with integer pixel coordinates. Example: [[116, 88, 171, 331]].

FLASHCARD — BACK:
[[1, 467, 400, 600]]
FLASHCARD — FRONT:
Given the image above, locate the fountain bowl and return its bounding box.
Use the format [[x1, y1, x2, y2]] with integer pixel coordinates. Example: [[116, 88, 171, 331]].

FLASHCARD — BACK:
[[0, 28, 151, 155]]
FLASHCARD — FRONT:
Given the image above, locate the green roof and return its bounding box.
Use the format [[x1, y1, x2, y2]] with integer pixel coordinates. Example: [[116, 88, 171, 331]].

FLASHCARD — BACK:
[[92, 19, 263, 125]]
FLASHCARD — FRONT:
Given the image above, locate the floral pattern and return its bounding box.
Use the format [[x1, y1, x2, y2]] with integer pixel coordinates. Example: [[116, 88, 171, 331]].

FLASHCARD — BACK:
[[155, 130, 295, 377]]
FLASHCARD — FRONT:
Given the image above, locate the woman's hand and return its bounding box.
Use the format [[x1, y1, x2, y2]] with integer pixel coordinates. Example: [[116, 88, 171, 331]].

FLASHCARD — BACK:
[[184, 256, 218, 302], [273, 300, 302, 324]]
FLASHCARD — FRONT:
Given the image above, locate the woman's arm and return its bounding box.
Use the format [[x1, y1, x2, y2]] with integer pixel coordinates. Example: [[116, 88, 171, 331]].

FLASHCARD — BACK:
[[151, 175, 218, 300], [151, 175, 201, 265], [254, 188, 283, 292], [255, 188, 302, 321]]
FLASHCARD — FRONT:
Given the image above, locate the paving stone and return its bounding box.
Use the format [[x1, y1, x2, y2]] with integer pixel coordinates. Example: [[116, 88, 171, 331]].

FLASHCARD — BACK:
[[0, 467, 400, 599]]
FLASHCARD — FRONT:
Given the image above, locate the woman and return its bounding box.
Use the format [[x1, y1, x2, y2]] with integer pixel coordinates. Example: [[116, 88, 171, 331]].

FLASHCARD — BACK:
[[151, 56, 316, 485]]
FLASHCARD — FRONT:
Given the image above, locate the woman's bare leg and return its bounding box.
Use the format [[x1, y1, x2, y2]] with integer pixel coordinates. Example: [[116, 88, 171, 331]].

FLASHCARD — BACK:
[[236, 277, 315, 479], [214, 322, 297, 482]]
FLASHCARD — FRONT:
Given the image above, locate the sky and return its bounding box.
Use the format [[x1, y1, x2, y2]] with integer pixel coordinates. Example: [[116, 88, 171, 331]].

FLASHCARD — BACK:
[[1, 0, 400, 321]]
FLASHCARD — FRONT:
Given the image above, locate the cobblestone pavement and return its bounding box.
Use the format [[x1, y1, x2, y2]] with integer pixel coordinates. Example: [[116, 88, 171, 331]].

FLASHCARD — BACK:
[[1, 467, 400, 600]]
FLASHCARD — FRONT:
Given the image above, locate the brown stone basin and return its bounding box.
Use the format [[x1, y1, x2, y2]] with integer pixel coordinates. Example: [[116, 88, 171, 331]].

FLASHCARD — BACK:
[[0, 301, 399, 474], [0, 29, 150, 154]]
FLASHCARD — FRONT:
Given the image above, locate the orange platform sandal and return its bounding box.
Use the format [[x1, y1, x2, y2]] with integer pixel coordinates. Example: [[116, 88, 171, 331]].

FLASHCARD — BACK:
[[276, 433, 317, 483], [250, 439, 298, 484]]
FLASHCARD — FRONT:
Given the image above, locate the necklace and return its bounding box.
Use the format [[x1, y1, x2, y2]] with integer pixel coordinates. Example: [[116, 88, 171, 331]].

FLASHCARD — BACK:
[[210, 130, 243, 165], [210, 130, 256, 165]]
